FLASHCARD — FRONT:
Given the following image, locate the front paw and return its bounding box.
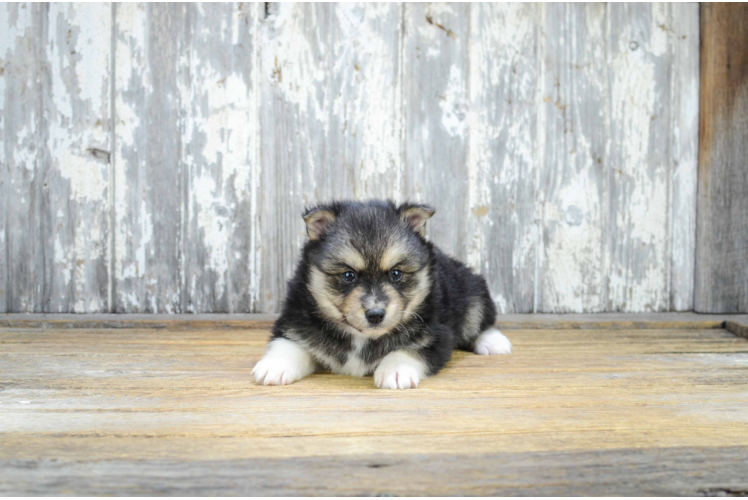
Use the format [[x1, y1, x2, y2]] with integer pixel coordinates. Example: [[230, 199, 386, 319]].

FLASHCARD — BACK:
[[252, 338, 317, 386], [373, 351, 428, 390], [252, 356, 303, 386]]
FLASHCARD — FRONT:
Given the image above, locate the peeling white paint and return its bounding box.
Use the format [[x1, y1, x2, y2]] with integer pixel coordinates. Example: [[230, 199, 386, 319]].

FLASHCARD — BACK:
[[47, 4, 110, 202], [467, 3, 538, 313], [536, 4, 608, 313], [439, 65, 467, 138], [668, 4, 700, 311], [135, 199, 152, 280], [608, 9, 669, 312], [191, 173, 229, 302], [10, 125, 37, 171], [333, 3, 402, 196], [1, 3, 701, 314]]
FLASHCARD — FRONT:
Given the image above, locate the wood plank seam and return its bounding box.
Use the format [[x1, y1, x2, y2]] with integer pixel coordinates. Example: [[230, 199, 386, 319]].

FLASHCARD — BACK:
[[725, 321, 748, 340], [1, 313, 745, 331]]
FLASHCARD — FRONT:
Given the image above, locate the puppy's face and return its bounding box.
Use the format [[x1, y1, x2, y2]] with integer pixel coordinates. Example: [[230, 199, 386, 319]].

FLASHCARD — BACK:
[[303, 201, 434, 337]]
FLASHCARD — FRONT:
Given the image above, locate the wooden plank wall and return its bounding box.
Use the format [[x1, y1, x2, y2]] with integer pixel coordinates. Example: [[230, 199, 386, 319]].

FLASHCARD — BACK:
[[0, 3, 701, 314], [695, 3, 748, 313]]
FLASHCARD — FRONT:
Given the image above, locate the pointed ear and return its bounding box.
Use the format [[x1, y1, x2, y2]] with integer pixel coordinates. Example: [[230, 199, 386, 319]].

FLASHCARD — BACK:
[[303, 206, 337, 240], [398, 202, 435, 236]]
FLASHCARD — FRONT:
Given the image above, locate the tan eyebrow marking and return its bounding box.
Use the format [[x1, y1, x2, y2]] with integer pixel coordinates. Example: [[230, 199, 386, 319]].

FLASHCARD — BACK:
[[334, 245, 366, 271], [380, 241, 410, 271]]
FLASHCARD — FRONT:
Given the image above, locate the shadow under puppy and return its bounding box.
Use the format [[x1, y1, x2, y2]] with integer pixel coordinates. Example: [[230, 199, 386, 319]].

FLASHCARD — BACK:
[[253, 200, 512, 389]]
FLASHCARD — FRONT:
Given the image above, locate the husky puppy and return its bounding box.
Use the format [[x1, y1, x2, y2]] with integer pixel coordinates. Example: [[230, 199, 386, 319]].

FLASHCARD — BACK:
[[252, 200, 512, 389]]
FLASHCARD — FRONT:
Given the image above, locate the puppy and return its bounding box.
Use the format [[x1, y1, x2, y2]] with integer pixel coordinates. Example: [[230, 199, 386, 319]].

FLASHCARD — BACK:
[[252, 200, 512, 389]]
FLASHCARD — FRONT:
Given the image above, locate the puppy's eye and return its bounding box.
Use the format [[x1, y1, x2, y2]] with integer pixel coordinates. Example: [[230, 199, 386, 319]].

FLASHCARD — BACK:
[[341, 271, 357, 283], [389, 269, 403, 282]]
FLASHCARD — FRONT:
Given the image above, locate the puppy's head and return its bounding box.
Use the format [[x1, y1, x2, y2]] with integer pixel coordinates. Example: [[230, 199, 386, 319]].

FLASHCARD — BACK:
[[303, 200, 434, 337]]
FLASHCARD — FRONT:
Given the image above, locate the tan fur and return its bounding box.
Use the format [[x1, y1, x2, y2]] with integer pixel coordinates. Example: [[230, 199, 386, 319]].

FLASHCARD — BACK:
[[403, 267, 431, 321], [303, 209, 336, 240], [334, 245, 366, 271], [341, 286, 366, 328], [379, 241, 409, 271], [377, 283, 406, 336], [309, 238, 431, 339], [400, 205, 434, 236], [308, 266, 345, 322], [341, 283, 405, 338], [461, 297, 484, 343]]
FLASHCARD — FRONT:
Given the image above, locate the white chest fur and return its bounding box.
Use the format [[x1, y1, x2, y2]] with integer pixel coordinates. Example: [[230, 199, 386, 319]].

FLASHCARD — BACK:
[[334, 336, 373, 377]]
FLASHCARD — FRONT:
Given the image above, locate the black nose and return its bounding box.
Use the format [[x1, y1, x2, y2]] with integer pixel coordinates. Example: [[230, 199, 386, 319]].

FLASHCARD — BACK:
[[365, 308, 386, 325]]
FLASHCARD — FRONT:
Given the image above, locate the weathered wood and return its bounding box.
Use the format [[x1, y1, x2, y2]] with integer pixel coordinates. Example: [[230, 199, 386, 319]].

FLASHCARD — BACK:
[[258, 3, 404, 313], [668, 4, 700, 311], [0, 320, 747, 495], [113, 3, 185, 313], [1, 4, 113, 314], [179, 3, 261, 313], [2, 447, 748, 496], [607, 4, 673, 312], [113, 3, 264, 314], [402, 3, 470, 261], [44, 3, 112, 313], [1, 3, 44, 313], [257, 2, 332, 314], [538, 4, 700, 313], [1, 3, 705, 314], [2, 312, 744, 330], [537, 3, 607, 313], [695, 3, 748, 313], [726, 320, 748, 340], [466, 3, 538, 313]]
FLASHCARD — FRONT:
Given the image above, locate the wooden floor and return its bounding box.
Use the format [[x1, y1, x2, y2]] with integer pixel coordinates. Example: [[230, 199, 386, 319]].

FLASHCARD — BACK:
[[2, 314, 748, 496]]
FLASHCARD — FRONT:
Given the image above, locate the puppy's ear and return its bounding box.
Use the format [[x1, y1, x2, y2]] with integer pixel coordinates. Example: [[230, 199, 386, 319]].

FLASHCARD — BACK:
[[303, 206, 337, 240], [398, 202, 435, 236]]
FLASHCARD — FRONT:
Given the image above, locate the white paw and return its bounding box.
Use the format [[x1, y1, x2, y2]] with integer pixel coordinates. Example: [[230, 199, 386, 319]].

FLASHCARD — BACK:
[[473, 328, 512, 355], [252, 356, 302, 386], [373, 351, 428, 390], [252, 338, 317, 386]]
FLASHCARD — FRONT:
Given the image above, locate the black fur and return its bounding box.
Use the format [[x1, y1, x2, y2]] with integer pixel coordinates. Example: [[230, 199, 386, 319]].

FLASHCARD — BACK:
[[271, 199, 497, 377]]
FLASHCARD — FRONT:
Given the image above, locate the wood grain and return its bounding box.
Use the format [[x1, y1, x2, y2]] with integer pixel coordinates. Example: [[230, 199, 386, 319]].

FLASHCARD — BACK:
[[258, 3, 404, 313], [402, 3, 470, 261], [44, 3, 112, 313], [607, 3, 672, 312], [0, 319, 747, 495], [113, 3, 185, 313], [537, 3, 607, 313], [467, 3, 538, 313], [695, 3, 748, 313], [537, 4, 700, 313], [179, 3, 261, 313], [112, 3, 263, 313], [2, 311, 744, 330], [1, 3, 45, 313], [668, 4, 700, 311], [726, 320, 748, 340], [1, 4, 707, 313], [3, 447, 747, 496]]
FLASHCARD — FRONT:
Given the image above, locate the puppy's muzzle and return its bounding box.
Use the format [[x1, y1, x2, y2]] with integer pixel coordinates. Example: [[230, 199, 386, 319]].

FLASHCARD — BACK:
[[365, 308, 386, 325]]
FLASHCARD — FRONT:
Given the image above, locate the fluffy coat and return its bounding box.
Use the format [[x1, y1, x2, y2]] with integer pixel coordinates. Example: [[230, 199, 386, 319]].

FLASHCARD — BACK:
[[252, 200, 511, 389]]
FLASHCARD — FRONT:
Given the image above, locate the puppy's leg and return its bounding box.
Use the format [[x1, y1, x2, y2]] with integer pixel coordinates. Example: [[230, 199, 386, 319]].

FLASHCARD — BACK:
[[473, 327, 512, 355], [458, 296, 511, 354], [459, 283, 512, 355], [374, 350, 428, 390], [252, 337, 318, 386]]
